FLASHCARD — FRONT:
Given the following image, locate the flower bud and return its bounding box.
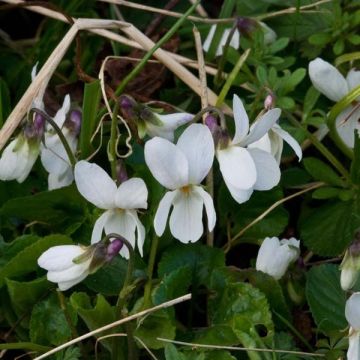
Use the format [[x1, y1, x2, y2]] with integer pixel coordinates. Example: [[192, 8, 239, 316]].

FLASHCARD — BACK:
[[116, 160, 128, 184], [264, 93, 276, 110], [236, 17, 258, 38], [106, 237, 124, 261], [24, 113, 45, 140], [340, 234, 360, 291], [67, 109, 82, 135], [119, 94, 138, 120]]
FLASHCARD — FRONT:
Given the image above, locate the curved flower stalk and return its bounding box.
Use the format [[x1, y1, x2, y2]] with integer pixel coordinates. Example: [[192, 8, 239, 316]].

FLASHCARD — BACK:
[[345, 293, 360, 359], [249, 123, 302, 163], [120, 95, 193, 142], [38, 238, 124, 291], [256, 237, 300, 280], [203, 20, 276, 57], [213, 95, 281, 204], [144, 123, 216, 243], [41, 96, 81, 190], [309, 58, 360, 148], [74, 160, 148, 258]]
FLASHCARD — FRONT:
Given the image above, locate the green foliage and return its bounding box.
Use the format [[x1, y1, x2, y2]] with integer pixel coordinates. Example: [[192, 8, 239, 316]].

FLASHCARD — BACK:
[[306, 265, 347, 335], [0, 234, 72, 287], [30, 293, 77, 346]]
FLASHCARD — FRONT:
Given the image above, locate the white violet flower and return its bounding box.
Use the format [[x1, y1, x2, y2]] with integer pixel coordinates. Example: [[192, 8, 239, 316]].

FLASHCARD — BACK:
[[249, 123, 302, 164], [256, 237, 300, 280], [145, 123, 216, 243], [120, 95, 193, 142], [345, 292, 360, 360], [38, 238, 124, 291], [74, 160, 147, 258], [215, 95, 281, 204], [309, 57, 360, 148], [41, 95, 80, 190], [203, 25, 240, 57]]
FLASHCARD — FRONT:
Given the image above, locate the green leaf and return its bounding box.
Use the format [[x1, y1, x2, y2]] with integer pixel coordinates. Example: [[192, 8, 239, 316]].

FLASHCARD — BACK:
[[84, 256, 128, 296], [218, 185, 288, 243], [0, 234, 72, 287], [158, 243, 225, 285], [277, 96, 295, 110], [256, 66, 267, 84], [268, 37, 289, 53], [70, 292, 115, 350], [6, 277, 50, 319], [79, 80, 101, 158], [300, 198, 360, 256], [308, 33, 332, 45], [30, 293, 76, 346], [284, 68, 306, 92], [0, 78, 11, 127], [55, 347, 81, 360], [312, 187, 341, 199], [333, 38, 344, 55], [303, 157, 344, 186], [306, 264, 347, 334], [206, 351, 236, 360], [152, 265, 192, 305], [134, 310, 176, 349], [1, 186, 86, 233], [194, 325, 239, 346], [210, 269, 274, 357], [303, 86, 321, 120], [351, 135, 360, 184], [165, 343, 187, 360]]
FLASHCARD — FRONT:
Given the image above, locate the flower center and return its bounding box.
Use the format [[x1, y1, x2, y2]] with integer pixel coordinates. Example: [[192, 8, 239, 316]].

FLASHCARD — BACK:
[[180, 185, 192, 194]]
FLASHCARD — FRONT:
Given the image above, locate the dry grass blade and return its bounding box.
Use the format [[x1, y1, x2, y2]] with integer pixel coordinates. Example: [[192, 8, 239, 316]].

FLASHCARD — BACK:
[[157, 338, 325, 357], [0, 0, 223, 77], [32, 293, 191, 360], [99, 0, 232, 24]]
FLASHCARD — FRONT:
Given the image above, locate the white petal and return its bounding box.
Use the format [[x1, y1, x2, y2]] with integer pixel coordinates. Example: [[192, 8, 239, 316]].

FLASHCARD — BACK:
[[74, 160, 116, 209], [154, 190, 177, 237], [341, 268, 358, 291], [346, 69, 360, 92], [256, 237, 279, 275], [48, 167, 74, 190], [248, 133, 272, 154], [157, 113, 193, 131], [203, 25, 240, 57], [128, 210, 146, 257], [217, 146, 257, 189], [335, 106, 360, 148], [346, 293, 360, 330], [247, 148, 280, 191], [144, 137, 189, 189], [104, 209, 136, 259], [169, 189, 204, 243], [0, 137, 38, 183], [115, 178, 148, 209], [241, 108, 281, 146], [260, 22, 277, 44], [272, 124, 302, 161], [348, 331, 360, 360], [53, 94, 71, 128], [177, 124, 214, 184], [146, 124, 175, 142], [47, 260, 90, 283], [38, 245, 86, 271], [224, 179, 254, 204], [91, 211, 112, 244], [57, 271, 90, 291], [309, 58, 348, 102], [203, 25, 216, 53], [193, 186, 216, 231], [232, 95, 249, 144]]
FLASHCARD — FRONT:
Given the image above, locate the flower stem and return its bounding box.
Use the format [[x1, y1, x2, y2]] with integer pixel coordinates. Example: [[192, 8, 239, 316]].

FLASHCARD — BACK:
[[31, 108, 76, 168], [108, 102, 120, 181], [114, 0, 200, 98], [103, 233, 136, 360], [285, 111, 351, 183], [143, 235, 159, 309]]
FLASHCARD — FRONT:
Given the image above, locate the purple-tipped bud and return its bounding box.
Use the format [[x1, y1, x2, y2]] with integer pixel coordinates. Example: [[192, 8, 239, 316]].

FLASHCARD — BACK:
[[68, 110, 82, 135], [205, 114, 219, 134], [119, 95, 138, 121], [24, 113, 45, 140], [264, 93, 276, 110], [349, 232, 360, 257], [236, 17, 258, 38], [116, 160, 128, 184], [106, 237, 124, 261]]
